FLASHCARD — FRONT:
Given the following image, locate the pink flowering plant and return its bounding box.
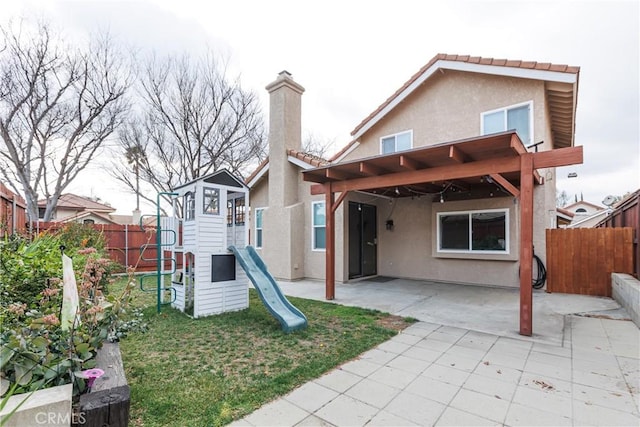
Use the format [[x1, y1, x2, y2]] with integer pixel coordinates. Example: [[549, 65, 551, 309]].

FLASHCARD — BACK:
[[0, 228, 140, 396]]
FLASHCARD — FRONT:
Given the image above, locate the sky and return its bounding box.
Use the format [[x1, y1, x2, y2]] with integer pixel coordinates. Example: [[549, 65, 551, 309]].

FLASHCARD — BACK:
[[2, 0, 639, 214]]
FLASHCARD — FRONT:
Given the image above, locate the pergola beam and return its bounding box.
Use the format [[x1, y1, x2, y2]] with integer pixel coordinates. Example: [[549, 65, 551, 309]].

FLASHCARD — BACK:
[[328, 156, 522, 193], [449, 146, 469, 163], [360, 162, 385, 176], [490, 173, 520, 197], [399, 155, 421, 170]]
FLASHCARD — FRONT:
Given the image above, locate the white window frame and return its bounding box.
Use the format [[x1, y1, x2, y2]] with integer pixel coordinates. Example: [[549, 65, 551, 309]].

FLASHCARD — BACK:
[[480, 101, 533, 146], [437, 208, 509, 254], [254, 207, 264, 249], [380, 129, 413, 154], [311, 201, 326, 251], [203, 187, 220, 215], [184, 191, 195, 221]]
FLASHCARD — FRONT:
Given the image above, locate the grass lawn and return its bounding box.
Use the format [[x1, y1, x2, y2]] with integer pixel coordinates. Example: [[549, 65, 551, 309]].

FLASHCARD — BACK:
[[113, 276, 415, 426]]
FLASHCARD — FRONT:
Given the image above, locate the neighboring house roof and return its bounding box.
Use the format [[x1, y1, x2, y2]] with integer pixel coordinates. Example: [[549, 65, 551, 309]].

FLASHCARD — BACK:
[[55, 210, 119, 224], [246, 150, 329, 188], [556, 207, 575, 227], [567, 209, 611, 228], [564, 200, 604, 212], [37, 193, 116, 213], [557, 207, 575, 219], [330, 53, 580, 161]]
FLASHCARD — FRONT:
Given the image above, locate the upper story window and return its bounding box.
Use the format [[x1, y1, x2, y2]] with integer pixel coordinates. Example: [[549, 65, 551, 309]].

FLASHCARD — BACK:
[[481, 101, 532, 146], [381, 130, 412, 154], [184, 191, 195, 221], [437, 209, 509, 254], [312, 201, 326, 251], [203, 188, 219, 215], [255, 208, 264, 248]]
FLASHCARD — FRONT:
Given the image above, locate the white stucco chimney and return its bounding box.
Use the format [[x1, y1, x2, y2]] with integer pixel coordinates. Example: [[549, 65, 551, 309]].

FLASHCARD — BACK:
[[265, 71, 305, 208]]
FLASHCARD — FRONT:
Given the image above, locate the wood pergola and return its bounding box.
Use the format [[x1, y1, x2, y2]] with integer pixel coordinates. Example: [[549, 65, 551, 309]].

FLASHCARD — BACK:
[[302, 131, 583, 336]]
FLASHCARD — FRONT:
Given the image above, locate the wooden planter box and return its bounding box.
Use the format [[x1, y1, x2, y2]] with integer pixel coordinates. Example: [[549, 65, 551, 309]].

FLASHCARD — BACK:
[[74, 342, 130, 427]]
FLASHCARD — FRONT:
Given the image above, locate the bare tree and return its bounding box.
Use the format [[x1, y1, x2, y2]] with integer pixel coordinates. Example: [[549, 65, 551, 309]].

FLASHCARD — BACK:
[[0, 20, 131, 222], [111, 51, 266, 210], [556, 189, 570, 207], [302, 131, 334, 160]]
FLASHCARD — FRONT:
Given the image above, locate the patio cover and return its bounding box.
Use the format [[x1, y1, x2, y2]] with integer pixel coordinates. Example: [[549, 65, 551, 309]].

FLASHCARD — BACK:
[[302, 131, 583, 336]]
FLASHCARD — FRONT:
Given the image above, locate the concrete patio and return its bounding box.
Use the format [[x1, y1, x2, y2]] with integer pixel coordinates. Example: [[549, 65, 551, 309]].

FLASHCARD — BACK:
[[232, 279, 640, 426]]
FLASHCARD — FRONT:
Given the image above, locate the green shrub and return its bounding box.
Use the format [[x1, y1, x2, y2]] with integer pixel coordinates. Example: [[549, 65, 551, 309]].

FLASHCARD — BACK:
[[1, 230, 140, 396], [0, 233, 63, 304], [0, 225, 121, 304]]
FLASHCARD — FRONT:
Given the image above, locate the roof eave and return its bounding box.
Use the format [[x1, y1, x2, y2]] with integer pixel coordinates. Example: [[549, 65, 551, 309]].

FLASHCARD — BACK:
[[350, 58, 579, 143]]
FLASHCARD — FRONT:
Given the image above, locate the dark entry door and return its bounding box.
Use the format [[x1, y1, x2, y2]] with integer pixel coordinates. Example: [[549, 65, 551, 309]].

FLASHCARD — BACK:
[[348, 202, 377, 279]]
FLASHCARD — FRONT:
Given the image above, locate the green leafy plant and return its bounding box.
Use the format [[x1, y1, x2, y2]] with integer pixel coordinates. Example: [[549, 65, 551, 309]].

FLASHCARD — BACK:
[[1, 232, 143, 397]]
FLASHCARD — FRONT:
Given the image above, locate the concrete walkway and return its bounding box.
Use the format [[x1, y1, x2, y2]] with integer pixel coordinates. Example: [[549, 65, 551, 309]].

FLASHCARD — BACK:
[[233, 279, 640, 426]]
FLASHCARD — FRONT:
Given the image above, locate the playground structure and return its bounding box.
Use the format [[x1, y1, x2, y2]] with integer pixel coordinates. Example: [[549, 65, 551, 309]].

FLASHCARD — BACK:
[[140, 170, 307, 331]]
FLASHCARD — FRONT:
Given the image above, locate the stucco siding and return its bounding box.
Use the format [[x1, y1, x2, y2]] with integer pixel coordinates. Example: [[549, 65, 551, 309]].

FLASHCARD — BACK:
[[374, 196, 522, 287], [342, 71, 547, 161]]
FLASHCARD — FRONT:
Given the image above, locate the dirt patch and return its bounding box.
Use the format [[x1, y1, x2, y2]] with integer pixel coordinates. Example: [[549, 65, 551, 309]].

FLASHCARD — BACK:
[[376, 315, 414, 332]]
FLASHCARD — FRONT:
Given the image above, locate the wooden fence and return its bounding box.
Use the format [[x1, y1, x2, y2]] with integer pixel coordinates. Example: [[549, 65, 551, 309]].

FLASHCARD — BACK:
[[0, 183, 27, 237], [37, 222, 178, 272], [596, 189, 639, 277], [546, 227, 634, 296]]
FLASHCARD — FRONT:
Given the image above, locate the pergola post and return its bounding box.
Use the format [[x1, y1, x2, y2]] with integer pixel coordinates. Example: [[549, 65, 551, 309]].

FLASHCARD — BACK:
[[519, 153, 534, 336], [325, 182, 335, 300]]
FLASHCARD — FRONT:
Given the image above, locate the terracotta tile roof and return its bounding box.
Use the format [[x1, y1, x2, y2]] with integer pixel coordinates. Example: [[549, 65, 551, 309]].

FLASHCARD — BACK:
[[245, 151, 329, 186], [287, 149, 330, 167], [37, 193, 115, 212], [350, 53, 580, 137]]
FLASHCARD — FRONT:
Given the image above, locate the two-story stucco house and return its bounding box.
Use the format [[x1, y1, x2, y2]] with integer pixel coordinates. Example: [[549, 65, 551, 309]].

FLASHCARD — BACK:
[[248, 54, 583, 335]]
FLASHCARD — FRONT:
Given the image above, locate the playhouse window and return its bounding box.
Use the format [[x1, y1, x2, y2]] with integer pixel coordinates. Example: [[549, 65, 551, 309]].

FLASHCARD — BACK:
[[380, 130, 412, 154], [312, 201, 326, 250], [438, 209, 508, 253], [481, 101, 532, 145], [227, 199, 233, 226], [235, 198, 245, 225], [203, 188, 219, 215], [184, 192, 195, 221]]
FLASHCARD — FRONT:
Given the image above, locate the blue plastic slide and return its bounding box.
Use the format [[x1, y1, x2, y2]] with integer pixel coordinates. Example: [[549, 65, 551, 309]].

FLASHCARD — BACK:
[[229, 246, 308, 333]]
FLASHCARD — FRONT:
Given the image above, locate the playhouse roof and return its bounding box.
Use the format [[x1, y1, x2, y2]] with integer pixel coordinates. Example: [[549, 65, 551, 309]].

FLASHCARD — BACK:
[[173, 169, 247, 191]]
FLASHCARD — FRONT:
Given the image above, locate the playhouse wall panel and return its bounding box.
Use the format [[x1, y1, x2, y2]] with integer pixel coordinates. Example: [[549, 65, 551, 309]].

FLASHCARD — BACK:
[[172, 283, 185, 311], [197, 217, 226, 250], [183, 222, 197, 251]]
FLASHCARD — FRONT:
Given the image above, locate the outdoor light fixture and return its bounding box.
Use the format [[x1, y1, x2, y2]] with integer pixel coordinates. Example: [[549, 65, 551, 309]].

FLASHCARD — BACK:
[[395, 187, 400, 196], [440, 193, 444, 203]]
